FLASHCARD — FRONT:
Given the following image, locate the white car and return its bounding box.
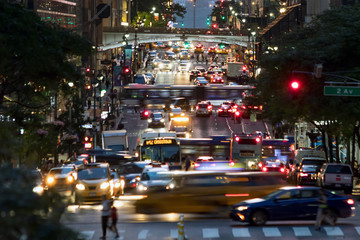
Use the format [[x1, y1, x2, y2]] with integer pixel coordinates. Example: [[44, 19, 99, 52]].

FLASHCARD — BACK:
[[159, 60, 172, 71], [178, 61, 190, 72], [136, 164, 175, 193]]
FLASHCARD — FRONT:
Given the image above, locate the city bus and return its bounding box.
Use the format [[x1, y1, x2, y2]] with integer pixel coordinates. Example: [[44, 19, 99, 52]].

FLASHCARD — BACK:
[[138, 132, 182, 169], [230, 133, 262, 170], [179, 136, 231, 160]]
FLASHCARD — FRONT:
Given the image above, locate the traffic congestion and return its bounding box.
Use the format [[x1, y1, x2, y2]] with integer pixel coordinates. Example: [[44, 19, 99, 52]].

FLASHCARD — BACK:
[[2, 1, 360, 240]]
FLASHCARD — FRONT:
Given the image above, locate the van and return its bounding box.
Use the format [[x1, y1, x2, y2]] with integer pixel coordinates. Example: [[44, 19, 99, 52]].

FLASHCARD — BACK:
[[300, 157, 326, 167], [317, 163, 353, 194], [295, 149, 326, 165]]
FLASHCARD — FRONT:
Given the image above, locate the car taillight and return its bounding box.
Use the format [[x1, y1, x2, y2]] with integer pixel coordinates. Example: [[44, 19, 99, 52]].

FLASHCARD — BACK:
[[194, 163, 200, 168], [241, 105, 246, 109], [235, 111, 240, 116], [258, 162, 263, 168], [347, 199, 355, 205], [196, 106, 199, 110], [229, 161, 235, 166], [218, 108, 223, 112], [221, 79, 224, 82], [280, 168, 285, 173], [144, 111, 149, 116], [207, 106, 212, 110], [300, 173, 308, 177], [262, 167, 268, 172], [260, 106, 263, 110]]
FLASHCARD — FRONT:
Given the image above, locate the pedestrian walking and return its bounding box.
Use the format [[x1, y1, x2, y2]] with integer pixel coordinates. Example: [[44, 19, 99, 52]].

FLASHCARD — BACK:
[[100, 195, 111, 239], [108, 200, 119, 238], [315, 188, 333, 230]]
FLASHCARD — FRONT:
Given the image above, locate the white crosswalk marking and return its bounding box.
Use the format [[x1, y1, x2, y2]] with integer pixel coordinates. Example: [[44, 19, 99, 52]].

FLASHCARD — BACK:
[[263, 227, 282, 237], [138, 229, 148, 239], [78, 231, 94, 240], [324, 226, 343, 236], [203, 228, 220, 238], [232, 228, 251, 237], [293, 227, 312, 237], [355, 226, 360, 235]]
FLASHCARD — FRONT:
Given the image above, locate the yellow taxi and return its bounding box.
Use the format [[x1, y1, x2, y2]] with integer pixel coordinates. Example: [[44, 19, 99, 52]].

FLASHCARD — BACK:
[[75, 163, 114, 203]]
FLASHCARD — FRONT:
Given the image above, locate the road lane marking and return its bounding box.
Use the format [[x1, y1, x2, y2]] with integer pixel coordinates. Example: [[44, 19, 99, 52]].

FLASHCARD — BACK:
[[138, 229, 148, 239], [293, 227, 312, 237], [323, 226, 343, 236], [203, 228, 220, 238], [355, 226, 360, 235], [263, 227, 281, 237], [232, 228, 251, 237], [171, 229, 188, 239]]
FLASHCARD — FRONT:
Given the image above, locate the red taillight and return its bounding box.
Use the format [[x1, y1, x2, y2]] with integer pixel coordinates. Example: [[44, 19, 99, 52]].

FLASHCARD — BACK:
[[196, 106, 199, 110], [144, 111, 149, 116], [194, 163, 200, 168], [229, 161, 235, 166], [235, 136, 240, 142], [347, 199, 355, 205], [255, 137, 261, 143], [280, 168, 285, 173], [300, 173, 308, 177], [221, 79, 224, 82], [262, 167, 268, 172], [260, 106, 263, 110], [207, 106, 212, 110], [258, 162, 263, 168], [235, 111, 240, 116], [218, 108, 223, 112], [241, 105, 246, 109]]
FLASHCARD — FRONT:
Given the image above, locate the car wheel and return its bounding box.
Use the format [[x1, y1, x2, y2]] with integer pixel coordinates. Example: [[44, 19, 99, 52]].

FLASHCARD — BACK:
[[250, 210, 268, 226]]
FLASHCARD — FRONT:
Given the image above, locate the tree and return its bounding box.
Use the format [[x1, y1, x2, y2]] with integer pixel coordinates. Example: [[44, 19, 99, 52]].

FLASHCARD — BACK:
[[255, 4, 360, 163], [0, 165, 80, 240], [0, 2, 93, 165]]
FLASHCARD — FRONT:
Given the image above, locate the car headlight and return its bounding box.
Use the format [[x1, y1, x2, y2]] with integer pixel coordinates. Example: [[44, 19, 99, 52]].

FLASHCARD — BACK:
[[159, 63, 164, 68], [120, 179, 125, 187], [100, 182, 110, 189], [114, 182, 121, 188], [66, 175, 74, 183], [130, 176, 141, 184], [236, 206, 248, 211], [170, 105, 174, 109], [160, 119, 165, 123], [46, 176, 55, 185], [166, 182, 175, 190], [147, 119, 152, 123], [137, 184, 148, 191], [162, 105, 166, 108], [170, 113, 173, 116], [76, 183, 85, 191], [33, 185, 44, 194]]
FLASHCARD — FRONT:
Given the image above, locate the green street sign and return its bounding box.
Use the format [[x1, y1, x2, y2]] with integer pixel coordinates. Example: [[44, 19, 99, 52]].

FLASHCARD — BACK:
[[324, 86, 360, 96]]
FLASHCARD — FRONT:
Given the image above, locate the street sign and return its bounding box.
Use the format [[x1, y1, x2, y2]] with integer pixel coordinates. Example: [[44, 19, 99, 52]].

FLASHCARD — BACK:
[[324, 86, 360, 96]]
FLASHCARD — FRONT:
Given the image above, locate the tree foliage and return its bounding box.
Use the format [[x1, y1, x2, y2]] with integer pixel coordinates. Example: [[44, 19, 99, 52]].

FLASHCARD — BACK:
[[255, 4, 360, 162], [0, 2, 93, 165], [0, 165, 79, 240]]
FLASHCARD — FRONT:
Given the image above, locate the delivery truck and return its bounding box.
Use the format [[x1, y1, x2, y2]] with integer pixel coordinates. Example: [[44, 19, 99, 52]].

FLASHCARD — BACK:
[[101, 129, 128, 151]]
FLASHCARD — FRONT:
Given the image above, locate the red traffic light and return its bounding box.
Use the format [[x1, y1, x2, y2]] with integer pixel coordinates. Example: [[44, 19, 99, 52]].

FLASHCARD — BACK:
[[124, 67, 130, 74], [290, 80, 300, 90], [86, 68, 91, 73]]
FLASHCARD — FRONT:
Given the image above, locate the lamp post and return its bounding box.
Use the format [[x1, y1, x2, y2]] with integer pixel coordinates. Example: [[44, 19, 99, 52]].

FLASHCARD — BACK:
[[193, 0, 196, 28], [96, 71, 104, 135], [251, 31, 256, 79]]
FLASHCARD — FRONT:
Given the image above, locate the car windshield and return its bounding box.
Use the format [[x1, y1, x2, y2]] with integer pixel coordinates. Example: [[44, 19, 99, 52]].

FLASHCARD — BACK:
[[153, 113, 163, 118], [263, 189, 285, 200], [163, 60, 170, 64], [141, 171, 172, 180], [78, 167, 108, 180], [302, 165, 319, 172], [172, 108, 182, 113], [49, 168, 73, 175], [198, 104, 208, 108]]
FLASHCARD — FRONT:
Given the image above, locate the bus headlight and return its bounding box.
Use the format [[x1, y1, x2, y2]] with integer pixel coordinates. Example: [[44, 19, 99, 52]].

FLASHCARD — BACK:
[[100, 182, 110, 189], [76, 183, 85, 191]]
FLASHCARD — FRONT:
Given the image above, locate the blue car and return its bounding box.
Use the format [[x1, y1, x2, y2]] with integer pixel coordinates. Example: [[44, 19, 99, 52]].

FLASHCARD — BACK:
[[230, 186, 355, 226]]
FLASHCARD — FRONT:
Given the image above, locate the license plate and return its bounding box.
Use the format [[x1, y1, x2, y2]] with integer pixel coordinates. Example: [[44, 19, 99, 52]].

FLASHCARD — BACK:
[[89, 192, 96, 197]]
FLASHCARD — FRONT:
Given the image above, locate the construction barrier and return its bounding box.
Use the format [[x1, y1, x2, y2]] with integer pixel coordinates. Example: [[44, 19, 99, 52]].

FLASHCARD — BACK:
[[177, 214, 185, 240]]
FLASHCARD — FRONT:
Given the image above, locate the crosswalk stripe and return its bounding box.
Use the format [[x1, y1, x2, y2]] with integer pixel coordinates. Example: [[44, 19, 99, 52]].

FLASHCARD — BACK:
[[232, 228, 251, 237], [138, 229, 148, 239], [203, 228, 220, 238], [355, 226, 360, 235], [170, 229, 178, 238], [263, 227, 281, 237], [78, 231, 94, 240], [323, 226, 343, 236], [293, 227, 312, 237]]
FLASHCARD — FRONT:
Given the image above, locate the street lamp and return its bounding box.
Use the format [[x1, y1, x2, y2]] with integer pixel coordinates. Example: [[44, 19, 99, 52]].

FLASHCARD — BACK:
[[96, 71, 104, 133], [193, 0, 196, 28], [251, 31, 256, 79]]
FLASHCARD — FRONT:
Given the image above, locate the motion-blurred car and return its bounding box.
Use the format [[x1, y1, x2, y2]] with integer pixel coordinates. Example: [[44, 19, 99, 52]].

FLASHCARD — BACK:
[[31, 169, 45, 195], [178, 61, 190, 72], [211, 76, 224, 84], [240, 97, 263, 118], [230, 186, 355, 225], [118, 161, 151, 193], [217, 103, 232, 117], [134, 74, 149, 84], [136, 164, 175, 193], [189, 69, 202, 81], [194, 66, 206, 76], [170, 97, 190, 111], [208, 46, 217, 54], [165, 51, 176, 60], [179, 51, 190, 60], [261, 160, 286, 178], [148, 112, 165, 128], [194, 44, 204, 53], [145, 72, 155, 84], [197, 79, 209, 86], [152, 59, 162, 69], [169, 107, 185, 121], [195, 101, 212, 117], [296, 165, 321, 185], [159, 60, 172, 71], [194, 76, 206, 85], [204, 70, 217, 81], [45, 166, 77, 192]]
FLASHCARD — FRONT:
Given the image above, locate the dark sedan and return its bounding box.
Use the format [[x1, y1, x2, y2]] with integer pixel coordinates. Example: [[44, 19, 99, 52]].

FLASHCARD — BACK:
[[230, 186, 355, 226], [297, 165, 321, 185], [217, 104, 232, 117], [118, 161, 150, 193]]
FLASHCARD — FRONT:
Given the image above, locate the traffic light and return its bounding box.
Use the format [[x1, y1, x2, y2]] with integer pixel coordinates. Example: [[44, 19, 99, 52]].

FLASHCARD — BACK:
[[222, 16, 225, 20], [206, 17, 210, 26], [123, 66, 130, 74], [290, 80, 300, 90], [84, 136, 93, 149], [212, 23, 218, 29]]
